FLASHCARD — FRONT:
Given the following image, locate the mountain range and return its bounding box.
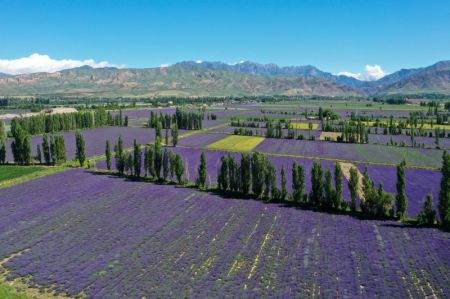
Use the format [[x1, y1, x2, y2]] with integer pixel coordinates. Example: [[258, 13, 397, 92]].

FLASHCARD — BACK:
[[0, 60, 448, 98]]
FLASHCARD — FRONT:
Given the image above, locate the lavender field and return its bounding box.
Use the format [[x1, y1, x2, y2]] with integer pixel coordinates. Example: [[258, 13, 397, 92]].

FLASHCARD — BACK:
[[5, 127, 160, 161], [0, 169, 448, 298]]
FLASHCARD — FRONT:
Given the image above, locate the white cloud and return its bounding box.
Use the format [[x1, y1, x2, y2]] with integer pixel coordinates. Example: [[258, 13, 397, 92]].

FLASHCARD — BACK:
[[230, 60, 245, 65], [0, 53, 125, 75], [160, 64, 170, 68], [337, 64, 389, 81], [195, 60, 203, 64]]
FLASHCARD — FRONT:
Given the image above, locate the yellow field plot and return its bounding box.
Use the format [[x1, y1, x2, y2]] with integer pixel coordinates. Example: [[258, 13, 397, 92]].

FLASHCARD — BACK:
[[319, 132, 342, 141], [290, 122, 319, 130], [206, 135, 265, 152]]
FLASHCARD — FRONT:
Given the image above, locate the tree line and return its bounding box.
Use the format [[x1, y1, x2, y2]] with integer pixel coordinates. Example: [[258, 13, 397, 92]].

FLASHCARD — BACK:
[[103, 133, 449, 228], [148, 108, 203, 130], [10, 109, 126, 136]]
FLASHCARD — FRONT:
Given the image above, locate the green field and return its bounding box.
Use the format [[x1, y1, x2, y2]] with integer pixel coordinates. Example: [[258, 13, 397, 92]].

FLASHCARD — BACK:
[[206, 135, 265, 152], [0, 166, 45, 182], [0, 284, 29, 299]]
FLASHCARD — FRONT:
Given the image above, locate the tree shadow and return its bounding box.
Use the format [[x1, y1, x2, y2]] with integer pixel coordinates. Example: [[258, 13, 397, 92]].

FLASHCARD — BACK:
[[86, 169, 445, 230]]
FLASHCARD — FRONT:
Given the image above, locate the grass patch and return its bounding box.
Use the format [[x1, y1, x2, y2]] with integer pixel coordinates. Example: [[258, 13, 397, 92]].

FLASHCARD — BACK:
[[206, 135, 265, 152], [0, 165, 45, 182], [0, 283, 29, 299], [0, 165, 69, 189]]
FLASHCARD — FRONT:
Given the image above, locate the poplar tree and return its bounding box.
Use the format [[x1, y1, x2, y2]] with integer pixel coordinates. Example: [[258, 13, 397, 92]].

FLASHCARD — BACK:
[[169, 150, 176, 180], [36, 144, 42, 164], [197, 152, 208, 188], [229, 155, 239, 192], [439, 151, 450, 228], [162, 148, 169, 180], [0, 140, 6, 164], [172, 124, 179, 146], [156, 121, 162, 140], [115, 136, 125, 174], [75, 131, 86, 167], [310, 162, 324, 206], [147, 146, 155, 178], [174, 154, 184, 184], [324, 169, 334, 209], [252, 152, 265, 198], [154, 137, 163, 179], [417, 193, 436, 226], [105, 140, 112, 170], [396, 160, 408, 219], [133, 139, 141, 177], [292, 162, 306, 202], [42, 134, 51, 165], [218, 155, 230, 191], [334, 162, 343, 209], [281, 167, 287, 201], [348, 167, 359, 212], [165, 128, 169, 146], [240, 153, 252, 195]]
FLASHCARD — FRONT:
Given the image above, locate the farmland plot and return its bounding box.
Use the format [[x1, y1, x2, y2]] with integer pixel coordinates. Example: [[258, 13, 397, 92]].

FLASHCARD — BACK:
[[0, 169, 448, 298]]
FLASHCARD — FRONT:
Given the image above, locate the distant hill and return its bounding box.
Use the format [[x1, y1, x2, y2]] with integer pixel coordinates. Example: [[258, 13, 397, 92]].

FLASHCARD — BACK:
[[0, 63, 361, 97], [176, 61, 365, 89], [365, 60, 450, 96], [0, 60, 448, 98]]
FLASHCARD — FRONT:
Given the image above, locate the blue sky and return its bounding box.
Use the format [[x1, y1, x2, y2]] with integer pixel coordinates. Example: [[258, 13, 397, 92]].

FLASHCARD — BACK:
[[0, 0, 449, 77]]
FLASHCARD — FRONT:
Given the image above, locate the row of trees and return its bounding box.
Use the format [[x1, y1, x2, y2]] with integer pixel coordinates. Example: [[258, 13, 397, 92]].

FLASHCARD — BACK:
[[148, 108, 203, 130], [107, 136, 186, 184], [10, 109, 125, 136]]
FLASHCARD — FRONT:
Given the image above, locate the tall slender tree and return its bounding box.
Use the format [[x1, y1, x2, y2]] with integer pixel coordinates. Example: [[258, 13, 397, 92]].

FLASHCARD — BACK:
[[36, 144, 42, 164], [324, 169, 334, 209], [115, 136, 125, 174], [348, 167, 359, 212], [133, 139, 141, 177], [396, 160, 408, 219], [334, 162, 343, 209], [197, 152, 208, 188], [218, 155, 230, 191], [42, 134, 51, 165], [310, 162, 324, 206], [0, 139, 6, 164], [105, 140, 112, 170], [240, 153, 252, 196], [281, 167, 287, 201], [417, 193, 437, 226], [172, 124, 179, 147], [439, 151, 450, 228], [252, 152, 266, 198], [154, 137, 163, 179], [174, 154, 184, 184], [162, 148, 169, 180], [75, 131, 86, 167]]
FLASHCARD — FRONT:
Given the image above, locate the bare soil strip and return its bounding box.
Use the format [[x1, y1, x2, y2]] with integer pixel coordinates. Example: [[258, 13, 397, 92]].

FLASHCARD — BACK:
[[339, 162, 364, 199]]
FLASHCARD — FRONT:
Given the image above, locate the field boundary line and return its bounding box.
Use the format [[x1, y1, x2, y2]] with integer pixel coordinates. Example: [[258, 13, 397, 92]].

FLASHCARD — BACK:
[[173, 145, 440, 171]]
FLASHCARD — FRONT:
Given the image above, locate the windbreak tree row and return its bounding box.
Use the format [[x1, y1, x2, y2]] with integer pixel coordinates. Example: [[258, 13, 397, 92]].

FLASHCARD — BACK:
[[10, 109, 126, 136], [148, 108, 203, 130]]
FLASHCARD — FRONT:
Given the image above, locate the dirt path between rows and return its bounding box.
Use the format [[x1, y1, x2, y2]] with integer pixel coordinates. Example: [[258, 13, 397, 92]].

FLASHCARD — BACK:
[[339, 162, 364, 200]]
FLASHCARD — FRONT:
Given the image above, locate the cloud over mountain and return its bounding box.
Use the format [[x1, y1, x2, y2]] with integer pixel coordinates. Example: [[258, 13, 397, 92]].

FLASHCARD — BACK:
[[337, 64, 388, 81], [0, 53, 124, 75]]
